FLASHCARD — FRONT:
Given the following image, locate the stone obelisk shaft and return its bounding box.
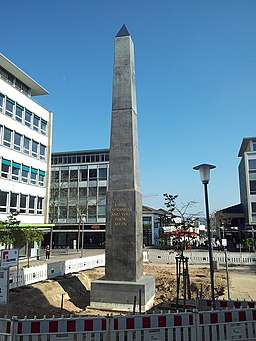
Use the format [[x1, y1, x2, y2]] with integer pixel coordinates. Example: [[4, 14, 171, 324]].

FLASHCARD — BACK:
[[105, 26, 143, 282]]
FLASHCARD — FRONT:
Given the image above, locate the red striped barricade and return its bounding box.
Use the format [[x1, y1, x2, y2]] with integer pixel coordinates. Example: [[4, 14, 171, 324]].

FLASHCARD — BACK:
[[12, 316, 108, 340], [112, 312, 195, 341], [198, 308, 256, 341], [0, 318, 11, 339], [201, 299, 256, 311]]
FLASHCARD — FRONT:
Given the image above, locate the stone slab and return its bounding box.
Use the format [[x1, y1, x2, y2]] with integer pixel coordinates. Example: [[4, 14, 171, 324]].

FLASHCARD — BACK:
[[90, 275, 155, 312]]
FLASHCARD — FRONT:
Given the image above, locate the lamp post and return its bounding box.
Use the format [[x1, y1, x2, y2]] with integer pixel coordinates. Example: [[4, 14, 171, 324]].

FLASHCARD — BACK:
[[193, 163, 216, 310], [80, 214, 86, 258]]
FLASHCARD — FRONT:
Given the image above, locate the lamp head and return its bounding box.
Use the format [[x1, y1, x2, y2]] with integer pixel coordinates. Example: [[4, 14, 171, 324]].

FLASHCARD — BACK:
[[193, 163, 216, 184]]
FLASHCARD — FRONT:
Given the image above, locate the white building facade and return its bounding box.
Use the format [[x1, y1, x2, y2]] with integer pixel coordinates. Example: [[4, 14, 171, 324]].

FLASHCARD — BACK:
[[0, 53, 52, 226], [238, 137, 256, 227]]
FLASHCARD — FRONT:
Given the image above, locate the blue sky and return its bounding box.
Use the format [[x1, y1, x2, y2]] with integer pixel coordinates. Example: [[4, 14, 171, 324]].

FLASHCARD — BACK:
[[2, 0, 256, 214]]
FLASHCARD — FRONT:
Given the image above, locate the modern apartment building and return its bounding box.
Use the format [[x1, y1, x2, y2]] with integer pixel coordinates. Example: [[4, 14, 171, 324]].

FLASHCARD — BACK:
[[50, 150, 164, 248], [0, 54, 52, 233], [238, 137, 256, 228]]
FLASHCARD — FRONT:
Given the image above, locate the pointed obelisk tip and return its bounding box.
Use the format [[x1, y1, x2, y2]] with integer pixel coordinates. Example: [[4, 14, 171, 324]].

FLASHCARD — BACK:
[[116, 24, 130, 37]]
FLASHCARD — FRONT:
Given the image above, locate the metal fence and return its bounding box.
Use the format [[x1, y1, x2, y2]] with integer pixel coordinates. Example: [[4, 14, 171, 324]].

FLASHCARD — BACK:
[[9, 254, 105, 290], [0, 308, 255, 340], [145, 249, 256, 266]]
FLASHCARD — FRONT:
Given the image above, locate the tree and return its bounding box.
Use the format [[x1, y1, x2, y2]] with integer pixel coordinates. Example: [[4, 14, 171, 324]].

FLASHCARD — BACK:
[[159, 193, 201, 251], [0, 212, 45, 267]]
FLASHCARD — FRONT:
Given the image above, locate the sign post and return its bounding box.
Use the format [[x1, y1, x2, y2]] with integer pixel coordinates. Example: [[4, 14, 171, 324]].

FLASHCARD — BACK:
[[0, 249, 19, 316]]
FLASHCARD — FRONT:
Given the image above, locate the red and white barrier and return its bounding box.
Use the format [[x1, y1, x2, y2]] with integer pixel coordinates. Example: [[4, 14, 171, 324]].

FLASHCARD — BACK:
[[1, 308, 255, 341], [200, 298, 256, 310]]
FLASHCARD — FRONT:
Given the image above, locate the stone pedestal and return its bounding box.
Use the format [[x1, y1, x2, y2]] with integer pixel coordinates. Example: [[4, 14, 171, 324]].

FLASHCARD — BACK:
[[90, 275, 155, 312]]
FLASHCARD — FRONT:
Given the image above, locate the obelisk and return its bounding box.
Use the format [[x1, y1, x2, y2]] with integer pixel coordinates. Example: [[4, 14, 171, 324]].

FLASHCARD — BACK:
[[90, 25, 155, 312]]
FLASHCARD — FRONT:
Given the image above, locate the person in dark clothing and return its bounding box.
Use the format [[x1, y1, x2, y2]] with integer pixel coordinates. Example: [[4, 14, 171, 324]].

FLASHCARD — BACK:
[[45, 245, 50, 260]]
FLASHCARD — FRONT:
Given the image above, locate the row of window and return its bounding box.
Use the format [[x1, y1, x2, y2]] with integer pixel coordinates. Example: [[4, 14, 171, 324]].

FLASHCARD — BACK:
[[50, 204, 106, 222], [0, 92, 48, 135], [51, 167, 108, 183], [0, 125, 46, 161], [0, 66, 30, 96], [50, 186, 107, 203], [0, 190, 44, 215], [1, 158, 46, 186], [51, 152, 109, 165]]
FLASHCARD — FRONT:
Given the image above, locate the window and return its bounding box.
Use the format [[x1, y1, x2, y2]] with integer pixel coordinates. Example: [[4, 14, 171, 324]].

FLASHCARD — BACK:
[[88, 205, 96, 221], [89, 168, 97, 181], [1, 159, 11, 178], [5, 99, 14, 117], [88, 187, 97, 200], [59, 206, 67, 219], [79, 168, 88, 181], [3, 127, 12, 147], [79, 188, 87, 201], [40, 144, 46, 160], [0, 94, 3, 113], [37, 197, 44, 214], [23, 137, 30, 154], [99, 167, 107, 180], [20, 194, 27, 213], [32, 140, 38, 158], [68, 206, 77, 219], [25, 110, 32, 127], [14, 132, 22, 151], [252, 203, 256, 222], [98, 205, 106, 218], [98, 187, 107, 204], [250, 181, 256, 194], [30, 168, 38, 185], [70, 169, 78, 182], [21, 165, 29, 183], [69, 188, 78, 201], [60, 188, 68, 204], [249, 159, 256, 170], [0, 191, 8, 212], [39, 170, 45, 186], [10, 193, 18, 212], [41, 120, 47, 135], [29, 195, 36, 214], [252, 142, 256, 152], [52, 170, 59, 182], [33, 115, 39, 131], [15, 105, 23, 123], [0, 67, 14, 83], [61, 169, 69, 182], [12, 162, 20, 181]]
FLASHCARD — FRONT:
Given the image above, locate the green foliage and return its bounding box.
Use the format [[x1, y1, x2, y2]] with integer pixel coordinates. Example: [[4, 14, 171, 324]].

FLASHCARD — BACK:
[[243, 238, 254, 252], [0, 212, 45, 249], [159, 193, 201, 251]]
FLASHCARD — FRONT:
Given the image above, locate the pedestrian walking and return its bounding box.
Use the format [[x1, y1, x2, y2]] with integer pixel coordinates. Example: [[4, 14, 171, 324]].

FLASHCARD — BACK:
[[45, 245, 50, 260]]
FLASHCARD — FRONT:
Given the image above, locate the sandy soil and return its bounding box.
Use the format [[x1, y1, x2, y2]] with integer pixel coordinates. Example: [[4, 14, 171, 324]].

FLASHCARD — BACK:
[[0, 264, 228, 318]]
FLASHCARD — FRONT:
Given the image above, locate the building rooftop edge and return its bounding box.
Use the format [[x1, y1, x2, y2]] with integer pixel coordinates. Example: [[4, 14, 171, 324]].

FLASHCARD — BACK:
[[0, 53, 49, 96], [238, 137, 256, 157], [52, 148, 110, 156]]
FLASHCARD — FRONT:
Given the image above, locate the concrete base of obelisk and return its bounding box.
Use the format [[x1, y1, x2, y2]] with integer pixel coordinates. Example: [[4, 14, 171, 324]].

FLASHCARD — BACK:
[[90, 275, 155, 312]]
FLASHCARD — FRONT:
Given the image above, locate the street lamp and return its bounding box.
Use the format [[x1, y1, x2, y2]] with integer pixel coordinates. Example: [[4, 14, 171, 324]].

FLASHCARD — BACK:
[[193, 163, 216, 310], [80, 214, 86, 258]]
